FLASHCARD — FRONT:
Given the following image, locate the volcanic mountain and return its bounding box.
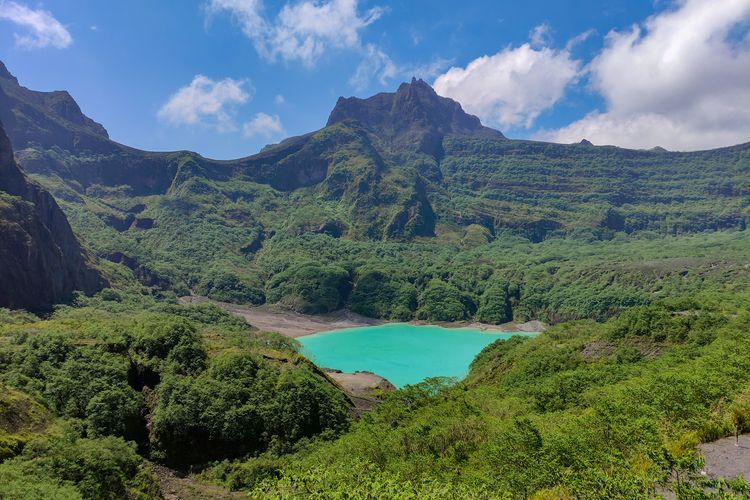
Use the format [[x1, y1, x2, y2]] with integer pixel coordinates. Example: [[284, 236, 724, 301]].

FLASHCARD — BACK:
[[0, 60, 747, 302]]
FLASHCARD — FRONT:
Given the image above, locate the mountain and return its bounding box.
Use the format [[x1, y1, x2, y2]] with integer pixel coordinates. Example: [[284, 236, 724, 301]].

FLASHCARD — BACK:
[[0, 60, 748, 319], [0, 61, 110, 153], [0, 120, 106, 311]]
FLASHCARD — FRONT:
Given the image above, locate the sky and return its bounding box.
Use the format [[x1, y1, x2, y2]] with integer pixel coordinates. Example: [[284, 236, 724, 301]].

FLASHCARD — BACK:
[[0, 0, 748, 159]]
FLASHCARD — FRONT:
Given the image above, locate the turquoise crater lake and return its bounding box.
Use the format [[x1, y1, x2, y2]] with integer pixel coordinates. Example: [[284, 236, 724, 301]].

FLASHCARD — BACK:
[[298, 323, 537, 388]]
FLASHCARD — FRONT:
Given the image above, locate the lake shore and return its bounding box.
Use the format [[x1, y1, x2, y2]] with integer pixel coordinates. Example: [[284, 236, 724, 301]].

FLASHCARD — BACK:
[[177, 295, 546, 338], [178, 295, 545, 402]]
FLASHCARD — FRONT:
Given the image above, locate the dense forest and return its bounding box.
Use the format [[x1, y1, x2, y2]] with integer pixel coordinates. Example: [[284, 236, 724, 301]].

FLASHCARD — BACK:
[[0, 59, 749, 498]]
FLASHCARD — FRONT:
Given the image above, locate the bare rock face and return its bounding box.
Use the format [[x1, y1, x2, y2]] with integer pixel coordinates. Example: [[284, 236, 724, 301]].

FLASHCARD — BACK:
[[0, 121, 106, 311], [326, 77, 504, 156]]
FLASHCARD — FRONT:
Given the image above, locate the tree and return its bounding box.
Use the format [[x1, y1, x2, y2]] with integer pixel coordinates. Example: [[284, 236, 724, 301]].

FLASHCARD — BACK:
[[416, 279, 467, 321], [266, 263, 351, 314], [350, 268, 417, 319], [476, 279, 512, 324]]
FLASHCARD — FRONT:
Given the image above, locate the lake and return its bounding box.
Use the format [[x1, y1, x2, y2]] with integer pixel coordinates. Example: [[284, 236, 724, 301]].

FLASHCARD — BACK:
[[298, 323, 538, 388]]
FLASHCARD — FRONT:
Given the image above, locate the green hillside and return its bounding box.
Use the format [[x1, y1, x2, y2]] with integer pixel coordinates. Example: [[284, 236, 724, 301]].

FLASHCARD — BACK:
[[236, 291, 750, 498], [1, 64, 748, 323]]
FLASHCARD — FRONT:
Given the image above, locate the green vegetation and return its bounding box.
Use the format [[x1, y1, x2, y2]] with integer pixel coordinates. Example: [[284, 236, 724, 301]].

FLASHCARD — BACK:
[[216, 292, 750, 498], [0, 295, 350, 498], [0, 436, 159, 500], [266, 262, 350, 313], [16, 101, 748, 323]]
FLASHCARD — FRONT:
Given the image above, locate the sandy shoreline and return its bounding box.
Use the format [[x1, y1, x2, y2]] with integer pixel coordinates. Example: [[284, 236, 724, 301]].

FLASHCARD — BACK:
[[177, 295, 546, 338], [178, 295, 385, 338]]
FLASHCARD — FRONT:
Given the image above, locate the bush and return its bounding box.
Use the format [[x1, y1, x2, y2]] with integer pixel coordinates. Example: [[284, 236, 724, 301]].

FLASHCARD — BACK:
[[0, 436, 159, 500], [197, 271, 265, 305], [3, 334, 143, 442], [476, 279, 513, 324], [128, 315, 207, 375], [150, 351, 350, 466]]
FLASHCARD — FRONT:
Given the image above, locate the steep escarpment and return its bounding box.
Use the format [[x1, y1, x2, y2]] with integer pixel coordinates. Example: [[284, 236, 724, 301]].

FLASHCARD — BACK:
[[0, 122, 105, 311]]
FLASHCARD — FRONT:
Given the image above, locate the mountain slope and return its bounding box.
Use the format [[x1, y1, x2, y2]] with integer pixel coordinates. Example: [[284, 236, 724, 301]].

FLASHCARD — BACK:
[[0, 120, 105, 311], [0, 61, 110, 153], [0, 60, 748, 320]]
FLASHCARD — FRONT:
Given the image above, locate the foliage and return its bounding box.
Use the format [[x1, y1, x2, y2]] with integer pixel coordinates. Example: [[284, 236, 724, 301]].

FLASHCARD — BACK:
[[266, 262, 351, 314], [0, 295, 352, 474], [350, 268, 417, 320], [416, 279, 471, 321], [150, 350, 349, 466], [0, 435, 159, 500], [196, 270, 265, 305], [236, 294, 750, 497], [476, 278, 514, 324]]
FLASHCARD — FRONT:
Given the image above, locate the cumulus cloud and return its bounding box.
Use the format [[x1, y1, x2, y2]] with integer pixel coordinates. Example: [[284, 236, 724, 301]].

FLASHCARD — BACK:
[[0, 1, 72, 49], [158, 75, 251, 132], [243, 112, 284, 138], [543, 0, 750, 150], [207, 0, 382, 68], [433, 34, 581, 130]]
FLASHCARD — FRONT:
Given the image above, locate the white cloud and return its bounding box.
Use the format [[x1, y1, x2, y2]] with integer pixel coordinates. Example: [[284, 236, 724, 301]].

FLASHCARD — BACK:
[[274, 94, 285, 104], [433, 38, 581, 130], [207, 0, 382, 68], [349, 47, 452, 91], [349, 43, 398, 89], [544, 0, 750, 151], [0, 1, 72, 49], [158, 75, 251, 132], [243, 112, 284, 138], [529, 22, 551, 48]]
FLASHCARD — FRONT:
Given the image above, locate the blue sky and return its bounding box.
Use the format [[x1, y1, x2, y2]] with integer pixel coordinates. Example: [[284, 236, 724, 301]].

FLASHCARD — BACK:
[[0, 0, 749, 158]]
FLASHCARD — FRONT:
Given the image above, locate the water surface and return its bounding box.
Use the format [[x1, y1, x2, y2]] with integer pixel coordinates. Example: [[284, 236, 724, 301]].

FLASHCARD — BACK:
[[298, 323, 537, 388]]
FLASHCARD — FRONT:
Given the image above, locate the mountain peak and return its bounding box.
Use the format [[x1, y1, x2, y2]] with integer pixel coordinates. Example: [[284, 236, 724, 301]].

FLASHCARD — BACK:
[[0, 61, 18, 84], [326, 79, 504, 148], [0, 60, 111, 152]]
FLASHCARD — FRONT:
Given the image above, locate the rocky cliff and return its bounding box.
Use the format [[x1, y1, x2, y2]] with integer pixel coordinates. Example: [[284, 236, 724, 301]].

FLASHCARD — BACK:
[[0, 121, 105, 311]]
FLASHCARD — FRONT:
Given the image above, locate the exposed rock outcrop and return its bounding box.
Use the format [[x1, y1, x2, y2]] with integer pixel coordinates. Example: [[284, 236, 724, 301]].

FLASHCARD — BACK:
[[0, 121, 105, 311], [327, 77, 504, 143]]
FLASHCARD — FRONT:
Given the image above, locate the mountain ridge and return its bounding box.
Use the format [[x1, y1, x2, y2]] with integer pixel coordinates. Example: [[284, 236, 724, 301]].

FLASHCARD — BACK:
[[0, 60, 748, 314]]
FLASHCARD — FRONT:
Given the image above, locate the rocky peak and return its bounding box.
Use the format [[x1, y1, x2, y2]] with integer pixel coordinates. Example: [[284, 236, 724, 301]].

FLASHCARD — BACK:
[[326, 78, 504, 148], [0, 61, 18, 84], [0, 60, 111, 152], [44, 90, 109, 138]]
